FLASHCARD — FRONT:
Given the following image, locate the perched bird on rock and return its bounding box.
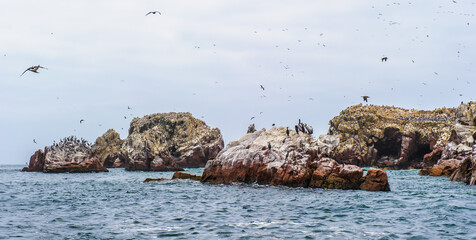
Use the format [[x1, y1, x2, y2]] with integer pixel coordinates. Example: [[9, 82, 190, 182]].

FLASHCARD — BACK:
[[145, 11, 161, 16], [295, 125, 299, 135], [21, 65, 47, 76], [268, 142, 271, 150], [286, 127, 290, 136], [362, 96, 369, 102]]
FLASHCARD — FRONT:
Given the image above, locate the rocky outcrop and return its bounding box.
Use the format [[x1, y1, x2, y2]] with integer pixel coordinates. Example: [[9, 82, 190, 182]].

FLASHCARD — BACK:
[[360, 169, 391, 191], [23, 136, 108, 173], [418, 159, 462, 177], [23, 149, 46, 172], [93, 129, 125, 168], [201, 127, 390, 191], [327, 104, 456, 169], [172, 172, 201, 180], [449, 148, 476, 185], [143, 178, 167, 183], [123, 112, 224, 171]]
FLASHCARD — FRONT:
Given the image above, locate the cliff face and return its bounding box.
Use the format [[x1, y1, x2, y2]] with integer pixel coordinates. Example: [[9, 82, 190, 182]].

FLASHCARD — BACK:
[[327, 104, 455, 169], [201, 127, 390, 191], [122, 112, 224, 171], [23, 136, 108, 173]]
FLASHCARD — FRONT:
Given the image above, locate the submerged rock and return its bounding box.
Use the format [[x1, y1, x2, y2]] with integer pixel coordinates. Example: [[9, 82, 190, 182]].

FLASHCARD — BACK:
[[172, 172, 201, 181], [23, 136, 108, 173], [143, 178, 168, 183], [201, 127, 390, 191], [123, 112, 224, 171]]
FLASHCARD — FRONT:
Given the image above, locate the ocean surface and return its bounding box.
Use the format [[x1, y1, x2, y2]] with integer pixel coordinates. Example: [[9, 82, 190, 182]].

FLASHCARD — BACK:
[[0, 165, 474, 240]]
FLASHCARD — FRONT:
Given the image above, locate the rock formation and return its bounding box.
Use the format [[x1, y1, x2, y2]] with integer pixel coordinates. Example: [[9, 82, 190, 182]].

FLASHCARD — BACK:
[[420, 102, 476, 184], [201, 127, 390, 191], [327, 104, 456, 169], [450, 153, 476, 185], [93, 129, 125, 168], [418, 159, 462, 177], [23, 136, 108, 173], [122, 112, 224, 171], [172, 172, 201, 181]]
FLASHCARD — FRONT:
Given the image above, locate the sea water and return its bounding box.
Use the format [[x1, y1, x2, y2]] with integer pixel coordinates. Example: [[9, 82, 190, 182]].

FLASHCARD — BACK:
[[0, 165, 474, 239]]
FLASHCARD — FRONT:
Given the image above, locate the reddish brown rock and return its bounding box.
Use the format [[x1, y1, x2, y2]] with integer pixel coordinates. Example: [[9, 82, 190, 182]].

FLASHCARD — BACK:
[[360, 169, 391, 191], [423, 147, 443, 166], [22, 149, 46, 172], [418, 159, 462, 177], [309, 158, 363, 189]]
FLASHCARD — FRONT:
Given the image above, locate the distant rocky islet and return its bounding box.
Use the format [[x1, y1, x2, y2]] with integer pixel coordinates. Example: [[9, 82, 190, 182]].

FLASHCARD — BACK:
[[23, 102, 476, 190]]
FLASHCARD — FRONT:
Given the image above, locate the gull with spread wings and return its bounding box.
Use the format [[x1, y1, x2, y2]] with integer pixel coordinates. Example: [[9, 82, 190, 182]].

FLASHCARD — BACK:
[[21, 65, 47, 76]]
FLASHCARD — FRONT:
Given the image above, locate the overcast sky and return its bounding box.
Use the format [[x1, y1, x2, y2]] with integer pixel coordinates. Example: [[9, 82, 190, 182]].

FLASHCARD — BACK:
[[1, 0, 475, 164]]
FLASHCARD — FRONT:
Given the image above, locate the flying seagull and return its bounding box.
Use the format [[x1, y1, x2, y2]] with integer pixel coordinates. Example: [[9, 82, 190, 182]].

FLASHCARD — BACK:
[[260, 85, 265, 91], [21, 65, 47, 76], [33, 139, 37, 144], [381, 57, 388, 62], [362, 96, 370, 102], [145, 11, 161, 16], [80, 119, 84, 124]]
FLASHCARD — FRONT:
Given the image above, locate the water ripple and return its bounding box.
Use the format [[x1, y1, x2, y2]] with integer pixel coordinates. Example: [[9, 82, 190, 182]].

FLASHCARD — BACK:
[[0, 166, 474, 239]]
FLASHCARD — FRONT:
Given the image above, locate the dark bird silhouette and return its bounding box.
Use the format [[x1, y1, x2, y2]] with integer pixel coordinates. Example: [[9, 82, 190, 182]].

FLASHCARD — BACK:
[[272, 123, 275, 126], [260, 85, 265, 91], [381, 57, 388, 62], [295, 125, 299, 135], [250, 116, 255, 120], [33, 139, 37, 144], [362, 96, 369, 102], [21, 65, 47, 76], [80, 119, 84, 124], [268, 142, 271, 150], [286, 127, 290, 136], [127, 106, 132, 110], [124, 116, 127, 119], [145, 11, 161, 16]]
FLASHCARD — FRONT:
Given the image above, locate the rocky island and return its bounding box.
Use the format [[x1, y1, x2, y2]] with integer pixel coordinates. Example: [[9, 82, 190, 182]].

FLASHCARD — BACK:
[[23, 136, 108, 173], [324, 102, 475, 185], [93, 112, 224, 171], [201, 127, 390, 191]]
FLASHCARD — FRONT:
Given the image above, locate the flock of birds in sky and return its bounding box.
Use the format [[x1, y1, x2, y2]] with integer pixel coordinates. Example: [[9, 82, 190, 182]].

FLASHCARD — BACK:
[[19, 8, 416, 145], [16, 3, 473, 146]]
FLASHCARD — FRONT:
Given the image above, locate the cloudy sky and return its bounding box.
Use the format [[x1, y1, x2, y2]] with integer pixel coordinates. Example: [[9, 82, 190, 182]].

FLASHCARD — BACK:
[[1, 0, 475, 164]]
